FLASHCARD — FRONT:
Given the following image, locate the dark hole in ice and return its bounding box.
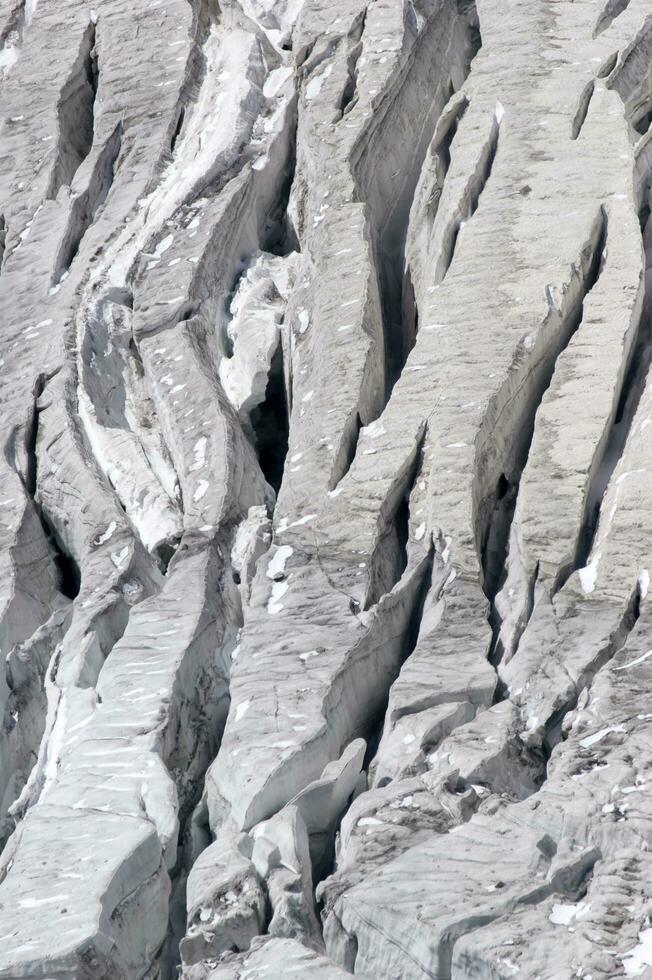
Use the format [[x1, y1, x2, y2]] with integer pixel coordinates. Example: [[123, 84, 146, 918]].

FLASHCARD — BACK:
[[250, 343, 289, 495], [54, 547, 81, 599]]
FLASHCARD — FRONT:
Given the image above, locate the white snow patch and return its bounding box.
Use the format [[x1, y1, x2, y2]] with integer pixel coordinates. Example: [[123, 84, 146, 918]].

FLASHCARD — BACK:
[[264, 100, 287, 134], [280, 514, 316, 531], [365, 420, 386, 439], [614, 649, 652, 671], [95, 521, 117, 546], [578, 552, 601, 593], [189, 436, 207, 472], [305, 64, 333, 100], [580, 727, 612, 748], [153, 234, 174, 258], [0, 45, 19, 71], [549, 901, 590, 926], [111, 547, 129, 568], [267, 545, 293, 579], [193, 480, 209, 502], [263, 65, 292, 99], [299, 649, 320, 662], [19, 894, 68, 909], [234, 699, 250, 722], [268, 580, 289, 614], [389, 795, 414, 809], [623, 927, 652, 975]]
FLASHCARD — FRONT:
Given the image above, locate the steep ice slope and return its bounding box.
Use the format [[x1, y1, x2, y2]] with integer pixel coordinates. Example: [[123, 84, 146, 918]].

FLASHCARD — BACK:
[[1, 0, 652, 978]]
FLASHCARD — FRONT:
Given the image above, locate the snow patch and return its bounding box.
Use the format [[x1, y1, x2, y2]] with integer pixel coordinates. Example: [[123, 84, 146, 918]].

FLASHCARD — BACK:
[[95, 521, 117, 546], [365, 420, 386, 440], [267, 545, 293, 579], [614, 649, 652, 671], [623, 927, 652, 976], [153, 234, 174, 258], [579, 727, 612, 748], [279, 514, 317, 532], [263, 65, 292, 99], [111, 547, 129, 568], [189, 436, 207, 472], [268, 580, 289, 614], [578, 552, 600, 593], [299, 649, 320, 662], [234, 699, 250, 723], [193, 480, 209, 502], [549, 902, 590, 926], [305, 64, 332, 100]]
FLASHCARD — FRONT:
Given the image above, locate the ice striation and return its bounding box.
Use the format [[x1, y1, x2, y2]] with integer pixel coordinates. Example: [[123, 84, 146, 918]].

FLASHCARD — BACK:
[[2, 0, 652, 978]]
